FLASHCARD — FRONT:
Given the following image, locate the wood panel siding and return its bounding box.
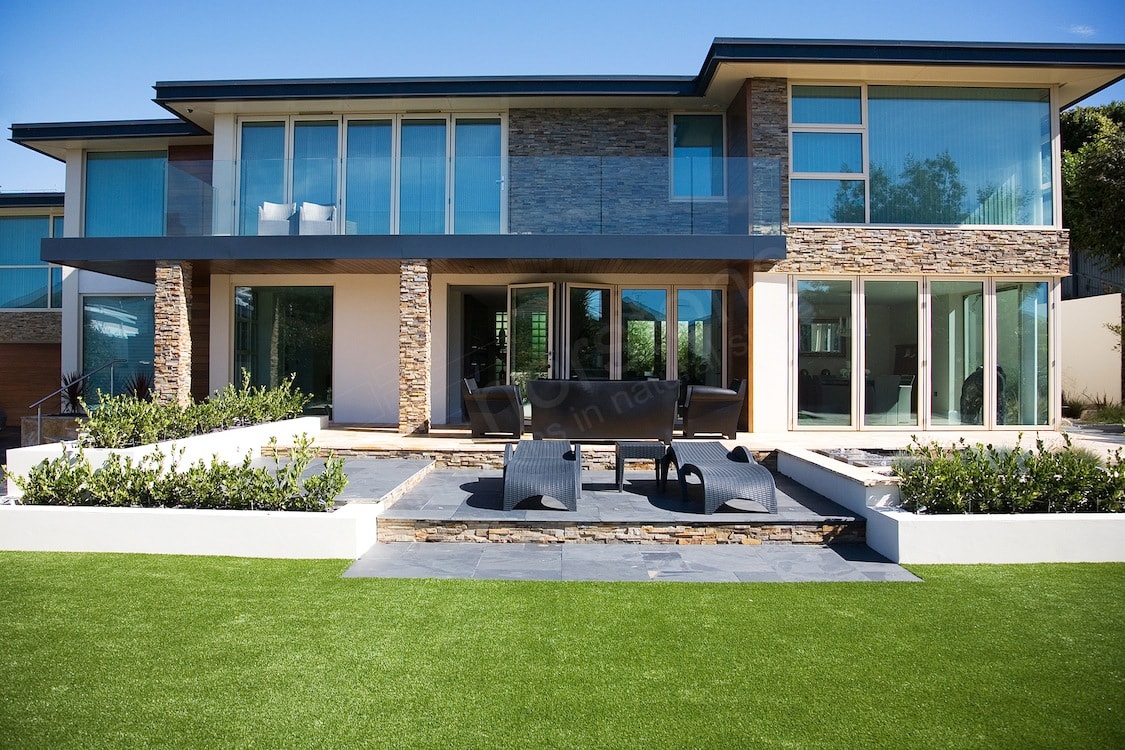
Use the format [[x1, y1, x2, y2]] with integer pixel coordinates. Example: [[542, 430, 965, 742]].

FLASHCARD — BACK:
[[0, 343, 61, 426], [190, 272, 211, 402]]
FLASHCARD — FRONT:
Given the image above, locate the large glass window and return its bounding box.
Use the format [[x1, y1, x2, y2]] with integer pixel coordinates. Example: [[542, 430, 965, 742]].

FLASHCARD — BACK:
[[234, 286, 333, 412], [399, 120, 447, 234], [621, 289, 668, 379], [794, 277, 1052, 429], [567, 286, 612, 380], [672, 114, 724, 198], [796, 280, 853, 426], [454, 119, 502, 234], [996, 281, 1050, 426], [239, 122, 286, 236], [791, 85, 1054, 226], [82, 295, 155, 399], [345, 120, 392, 234], [930, 281, 985, 426], [676, 289, 723, 388], [292, 121, 338, 212], [0, 215, 62, 309], [85, 151, 167, 237], [862, 281, 918, 427]]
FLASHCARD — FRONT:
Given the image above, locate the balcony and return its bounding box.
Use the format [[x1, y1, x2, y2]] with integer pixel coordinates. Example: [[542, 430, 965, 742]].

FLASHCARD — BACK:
[[128, 157, 782, 238]]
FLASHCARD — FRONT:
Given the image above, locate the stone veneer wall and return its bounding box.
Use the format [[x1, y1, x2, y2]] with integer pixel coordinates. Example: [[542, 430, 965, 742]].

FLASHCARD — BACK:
[[747, 78, 789, 228], [153, 260, 193, 407], [507, 108, 729, 235], [399, 259, 431, 434], [777, 227, 1070, 275], [0, 312, 61, 344]]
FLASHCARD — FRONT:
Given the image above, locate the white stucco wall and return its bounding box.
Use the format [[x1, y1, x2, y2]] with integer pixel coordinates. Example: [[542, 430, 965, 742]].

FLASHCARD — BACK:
[[209, 273, 400, 424], [751, 273, 790, 432], [1061, 292, 1121, 403]]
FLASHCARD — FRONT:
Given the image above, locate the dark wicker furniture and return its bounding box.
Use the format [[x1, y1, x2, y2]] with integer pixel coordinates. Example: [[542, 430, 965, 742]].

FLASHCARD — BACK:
[[502, 439, 582, 511], [526, 379, 679, 442], [462, 378, 523, 438], [614, 441, 670, 492], [681, 379, 747, 439], [664, 440, 777, 514]]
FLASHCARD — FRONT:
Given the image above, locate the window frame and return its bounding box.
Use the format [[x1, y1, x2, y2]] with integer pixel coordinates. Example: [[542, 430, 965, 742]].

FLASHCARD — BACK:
[[669, 112, 727, 202], [788, 82, 1060, 229], [236, 113, 507, 236], [0, 210, 65, 311], [789, 274, 1057, 431]]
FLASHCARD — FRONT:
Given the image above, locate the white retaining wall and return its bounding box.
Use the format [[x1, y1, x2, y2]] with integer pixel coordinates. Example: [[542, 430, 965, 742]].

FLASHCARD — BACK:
[[0, 502, 381, 559]]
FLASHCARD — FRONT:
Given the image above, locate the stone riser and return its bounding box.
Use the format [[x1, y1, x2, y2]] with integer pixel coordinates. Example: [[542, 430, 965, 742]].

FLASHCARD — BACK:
[[377, 519, 864, 545]]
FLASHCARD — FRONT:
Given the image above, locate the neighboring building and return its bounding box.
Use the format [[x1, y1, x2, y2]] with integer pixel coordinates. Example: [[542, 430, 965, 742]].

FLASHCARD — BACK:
[[10, 38, 1125, 434], [0, 192, 64, 426]]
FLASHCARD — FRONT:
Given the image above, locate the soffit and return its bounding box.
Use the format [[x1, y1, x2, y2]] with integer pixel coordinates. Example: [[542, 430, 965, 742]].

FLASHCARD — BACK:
[[704, 61, 1125, 107]]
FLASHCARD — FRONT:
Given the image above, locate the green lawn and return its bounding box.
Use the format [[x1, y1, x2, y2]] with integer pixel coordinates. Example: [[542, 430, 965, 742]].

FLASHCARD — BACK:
[[1, 553, 1121, 749]]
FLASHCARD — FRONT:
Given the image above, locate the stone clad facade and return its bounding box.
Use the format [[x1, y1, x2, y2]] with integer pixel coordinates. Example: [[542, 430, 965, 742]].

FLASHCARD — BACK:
[[153, 260, 192, 407], [398, 259, 431, 434]]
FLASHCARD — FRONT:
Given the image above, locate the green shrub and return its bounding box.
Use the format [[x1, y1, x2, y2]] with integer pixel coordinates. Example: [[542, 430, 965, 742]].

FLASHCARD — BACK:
[[9, 434, 346, 512], [79, 371, 311, 449], [894, 434, 1125, 514]]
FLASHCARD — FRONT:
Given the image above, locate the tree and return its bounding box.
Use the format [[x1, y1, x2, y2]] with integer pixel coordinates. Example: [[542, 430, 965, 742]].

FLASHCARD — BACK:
[[1062, 107, 1125, 272], [832, 151, 967, 224]]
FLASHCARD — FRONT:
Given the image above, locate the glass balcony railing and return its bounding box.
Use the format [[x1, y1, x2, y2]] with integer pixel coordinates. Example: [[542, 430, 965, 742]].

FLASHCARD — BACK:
[[87, 157, 782, 238]]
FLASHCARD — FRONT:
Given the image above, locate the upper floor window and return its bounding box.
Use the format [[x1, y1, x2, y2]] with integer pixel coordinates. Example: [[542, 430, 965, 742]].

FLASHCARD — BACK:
[[85, 151, 167, 236], [672, 114, 725, 198], [0, 214, 63, 309], [790, 85, 1054, 226], [238, 115, 502, 236]]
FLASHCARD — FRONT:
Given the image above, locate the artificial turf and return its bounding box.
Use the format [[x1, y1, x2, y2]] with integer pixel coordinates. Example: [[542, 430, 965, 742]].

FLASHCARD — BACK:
[[0, 553, 1121, 749]]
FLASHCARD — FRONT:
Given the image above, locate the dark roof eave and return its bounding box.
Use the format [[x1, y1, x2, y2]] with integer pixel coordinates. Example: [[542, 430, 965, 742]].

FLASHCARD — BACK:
[[0, 192, 64, 208], [155, 76, 700, 102], [10, 119, 209, 142]]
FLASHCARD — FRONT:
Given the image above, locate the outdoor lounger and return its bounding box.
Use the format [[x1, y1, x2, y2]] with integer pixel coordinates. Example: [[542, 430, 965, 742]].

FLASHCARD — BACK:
[[502, 439, 582, 511], [665, 440, 777, 514]]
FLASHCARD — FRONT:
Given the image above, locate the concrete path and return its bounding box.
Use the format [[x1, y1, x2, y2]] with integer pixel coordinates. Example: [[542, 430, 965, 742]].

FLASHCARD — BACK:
[[344, 542, 921, 583]]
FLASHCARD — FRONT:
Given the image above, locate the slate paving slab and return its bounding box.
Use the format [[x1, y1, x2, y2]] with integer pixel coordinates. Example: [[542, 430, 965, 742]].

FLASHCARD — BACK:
[[344, 542, 922, 583]]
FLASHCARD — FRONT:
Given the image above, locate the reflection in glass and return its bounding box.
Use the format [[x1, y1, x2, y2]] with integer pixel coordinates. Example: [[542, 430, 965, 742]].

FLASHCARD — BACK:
[[930, 281, 985, 425], [863, 281, 918, 426], [672, 115, 724, 197], [292, 121, 338, 210], [234, 287, 333, 412], [792, 133, 863, 173], [791, 85, 862, 124], [239, 122, 285, 236], [621, 289, 667, 379], [346, 120, 392, 234], [677, 289, 723, 387], [796, 280, 852, 426], [82, 295, 155, 400], [792, 179, 864, 223], [86, 152, 166, 237], [399, 120, 447, 234], [509, 285, 552, 397], [996, 281, 1049, 425], [868, 86, 1052, 225], [454, 119, 502, 234], [568, 286, 611, 379]]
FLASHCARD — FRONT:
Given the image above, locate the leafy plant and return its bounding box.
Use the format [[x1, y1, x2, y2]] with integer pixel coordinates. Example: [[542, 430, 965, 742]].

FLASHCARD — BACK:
[[894, 434, 1125, 514], [123, 370, 154, 401], [10, 434, 346, 512]]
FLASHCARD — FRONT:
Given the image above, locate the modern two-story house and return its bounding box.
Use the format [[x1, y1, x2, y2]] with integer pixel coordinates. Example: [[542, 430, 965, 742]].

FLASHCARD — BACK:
[[9, 38, 1125, 435]]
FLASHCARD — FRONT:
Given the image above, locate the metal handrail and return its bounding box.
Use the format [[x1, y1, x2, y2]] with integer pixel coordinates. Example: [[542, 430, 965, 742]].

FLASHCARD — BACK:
[[28, 359, 127, 445]]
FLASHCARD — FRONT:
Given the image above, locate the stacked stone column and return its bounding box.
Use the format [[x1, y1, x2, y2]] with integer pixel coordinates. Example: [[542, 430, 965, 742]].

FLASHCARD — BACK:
[[153, 260, 193, 407], [398, 259, 431, 434]]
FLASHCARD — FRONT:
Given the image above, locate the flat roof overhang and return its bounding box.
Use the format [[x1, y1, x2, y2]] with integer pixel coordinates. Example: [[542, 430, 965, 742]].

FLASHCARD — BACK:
[[43, 234, 785, 283], [10, 119, 211, 161], [0, 192, 64, 209], [150, 39, 1125, 131]]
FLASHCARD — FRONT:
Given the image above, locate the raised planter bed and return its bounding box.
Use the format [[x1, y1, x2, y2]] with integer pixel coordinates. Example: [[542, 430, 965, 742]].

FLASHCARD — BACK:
[[778, 447, 1125, 564], [5, 416, 327, 498]]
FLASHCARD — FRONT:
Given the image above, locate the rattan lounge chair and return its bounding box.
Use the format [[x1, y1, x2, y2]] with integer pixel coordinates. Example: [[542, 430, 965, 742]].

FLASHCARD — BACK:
[[502, 440, 581, 511], [665, 440, 777, 514], [681, 379, 746, 439], [463, 378, 523, 438]]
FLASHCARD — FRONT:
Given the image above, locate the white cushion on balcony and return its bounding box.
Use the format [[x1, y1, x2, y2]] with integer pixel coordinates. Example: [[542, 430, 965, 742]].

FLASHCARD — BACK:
[[259, 201, 295, 221], [300, 202, 334, 221]]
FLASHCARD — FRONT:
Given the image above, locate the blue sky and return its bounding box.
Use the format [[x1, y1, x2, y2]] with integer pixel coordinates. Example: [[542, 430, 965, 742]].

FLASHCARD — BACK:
[[1, 0, 1123, 192]]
